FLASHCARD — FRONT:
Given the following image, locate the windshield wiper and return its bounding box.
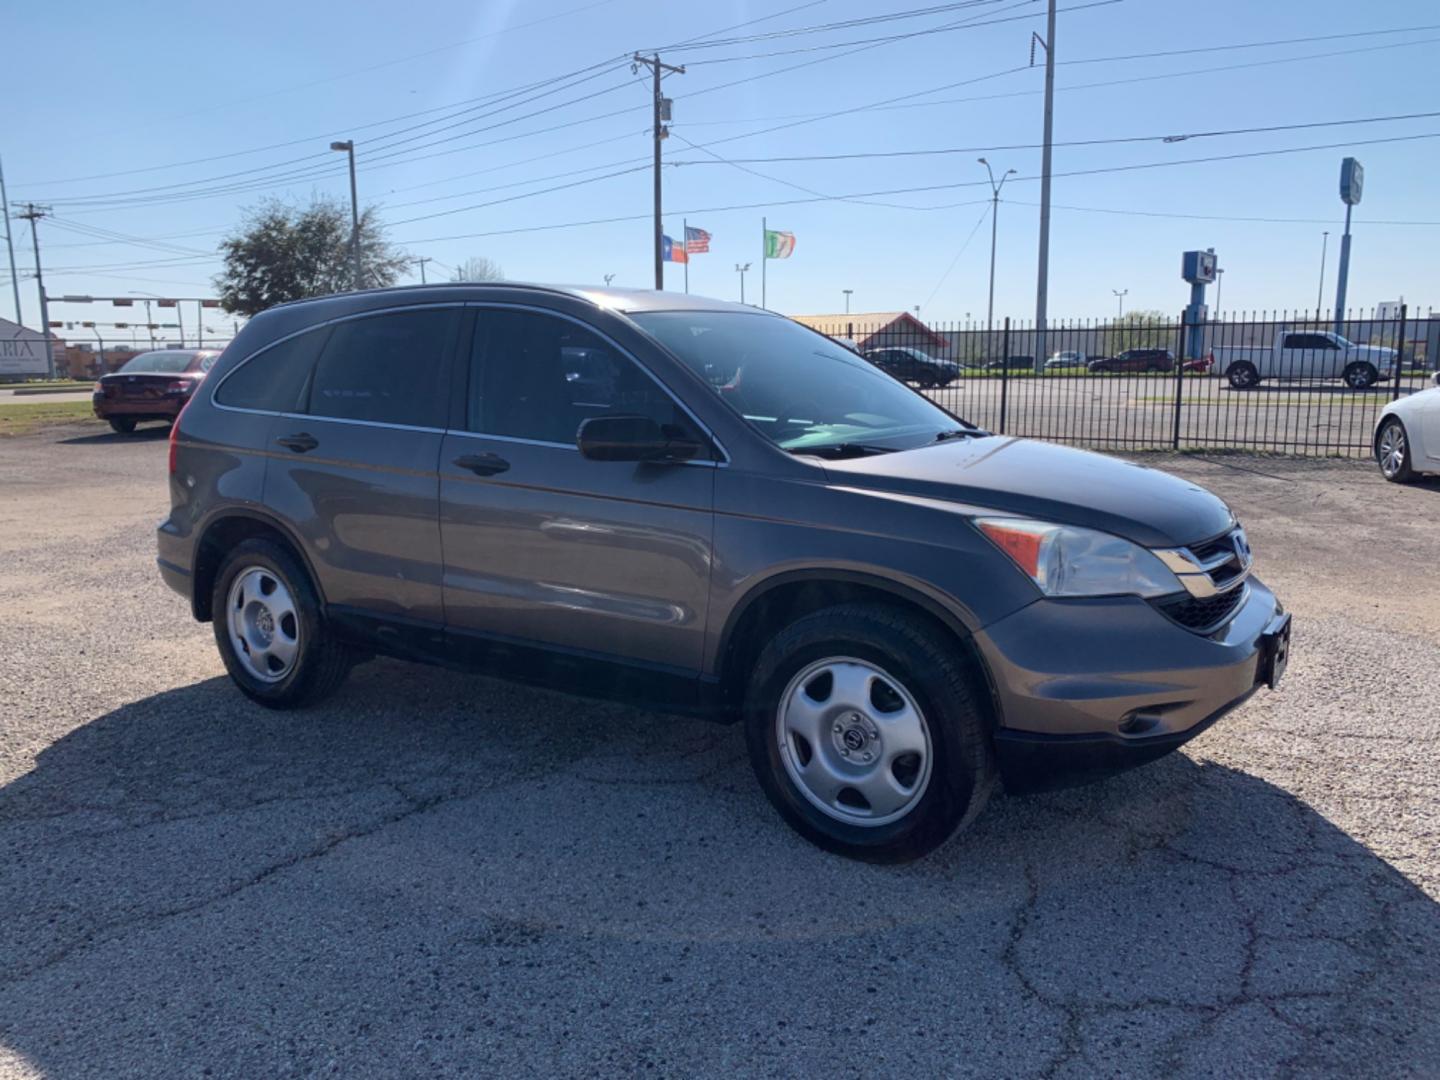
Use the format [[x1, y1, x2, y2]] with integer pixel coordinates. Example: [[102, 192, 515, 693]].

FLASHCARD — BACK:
[[934, 427, 982, 442], [788, 442, 895, 459]]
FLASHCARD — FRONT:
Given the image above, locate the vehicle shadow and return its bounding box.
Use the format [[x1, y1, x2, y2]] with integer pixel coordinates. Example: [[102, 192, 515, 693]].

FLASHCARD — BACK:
[[58, 424, 171, 446], [1, 662, 1435, 1075]]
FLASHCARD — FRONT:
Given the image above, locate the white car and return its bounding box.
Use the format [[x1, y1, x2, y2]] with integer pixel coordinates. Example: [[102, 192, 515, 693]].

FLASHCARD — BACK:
[[1374, 372, 1440, 482]]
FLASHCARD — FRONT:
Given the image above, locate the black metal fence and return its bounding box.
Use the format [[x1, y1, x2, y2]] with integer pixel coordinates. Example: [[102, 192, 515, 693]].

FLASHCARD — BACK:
[[804, 306, 1437, 458]]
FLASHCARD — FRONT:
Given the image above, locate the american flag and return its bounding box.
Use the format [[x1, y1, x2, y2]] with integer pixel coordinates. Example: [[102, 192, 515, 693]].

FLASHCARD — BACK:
[[684, 226, 711, 254]]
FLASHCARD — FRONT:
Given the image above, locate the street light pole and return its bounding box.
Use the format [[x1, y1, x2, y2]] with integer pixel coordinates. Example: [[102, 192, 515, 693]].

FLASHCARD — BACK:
[[1213, 270, 1223, 317], [1112, 289, 1127, 319], [842, 288, 853, 314], [1317, 231, 1329, 313], [330, 140, 362, 291], [735, 263, 750, 304], [978, 158, 1016, 362]]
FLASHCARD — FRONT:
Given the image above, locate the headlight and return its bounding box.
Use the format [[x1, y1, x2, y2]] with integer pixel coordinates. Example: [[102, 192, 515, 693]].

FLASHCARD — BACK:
[[975, 518, 1181, 598]]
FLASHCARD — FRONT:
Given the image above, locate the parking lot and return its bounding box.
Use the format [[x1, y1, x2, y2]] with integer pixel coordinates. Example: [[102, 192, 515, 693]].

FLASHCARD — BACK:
[[2, 422, 1437, 1077]]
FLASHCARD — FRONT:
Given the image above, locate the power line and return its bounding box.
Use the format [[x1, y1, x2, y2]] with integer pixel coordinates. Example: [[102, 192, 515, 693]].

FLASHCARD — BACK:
[[922, 204, 993, 310]]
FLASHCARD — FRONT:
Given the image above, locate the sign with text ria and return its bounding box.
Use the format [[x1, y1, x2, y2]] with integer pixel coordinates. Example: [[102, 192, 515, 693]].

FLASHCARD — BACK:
[[1340, 157, 1364, 206]]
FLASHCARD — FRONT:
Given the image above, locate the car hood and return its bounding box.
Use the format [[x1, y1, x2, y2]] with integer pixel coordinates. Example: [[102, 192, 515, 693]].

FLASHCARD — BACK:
[[823, 436, 1234, 548]]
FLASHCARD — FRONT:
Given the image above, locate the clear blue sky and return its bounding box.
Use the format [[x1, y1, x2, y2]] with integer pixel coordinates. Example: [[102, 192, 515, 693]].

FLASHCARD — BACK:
[[4, 0, 1438, 340]]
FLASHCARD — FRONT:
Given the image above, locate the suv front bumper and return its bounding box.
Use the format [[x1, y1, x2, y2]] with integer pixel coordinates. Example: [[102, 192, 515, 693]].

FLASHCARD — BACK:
[[972, 578, 1286, 794]]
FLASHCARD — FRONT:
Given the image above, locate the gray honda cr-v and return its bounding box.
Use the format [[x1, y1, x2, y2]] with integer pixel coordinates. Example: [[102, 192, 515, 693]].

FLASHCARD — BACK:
[[157, 284, 1291, 861]]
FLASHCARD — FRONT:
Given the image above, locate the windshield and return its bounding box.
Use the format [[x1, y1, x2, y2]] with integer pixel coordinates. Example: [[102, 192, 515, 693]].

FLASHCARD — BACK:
[[630, 310, 969, 453], [119, 351, 194, 374]]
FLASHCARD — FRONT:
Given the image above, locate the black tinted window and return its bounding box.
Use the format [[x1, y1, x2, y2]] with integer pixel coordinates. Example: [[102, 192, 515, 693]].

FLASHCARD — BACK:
[[308, 309, 455, 427], [215, 328, 327, 412], [470, 310, 692, 445]]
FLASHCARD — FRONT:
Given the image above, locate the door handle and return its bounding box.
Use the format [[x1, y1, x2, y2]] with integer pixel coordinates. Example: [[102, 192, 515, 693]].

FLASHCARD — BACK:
[[276, 432, 319, 453], [453, 452, 510, 477]]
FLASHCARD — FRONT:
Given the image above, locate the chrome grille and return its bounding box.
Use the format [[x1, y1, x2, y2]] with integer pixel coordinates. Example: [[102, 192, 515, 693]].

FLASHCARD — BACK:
[[1151, 526, 1252, 633]]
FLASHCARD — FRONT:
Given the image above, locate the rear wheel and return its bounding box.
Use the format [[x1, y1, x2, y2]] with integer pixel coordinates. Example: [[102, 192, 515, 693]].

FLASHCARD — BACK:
[[212, 538, 353, 708], [744, 603, 996, 863], [1227, 362, 1260, 389], [1344, 362, 1379, 389], [1376, 417, 1414, 483], [107, 418, 137, 434]]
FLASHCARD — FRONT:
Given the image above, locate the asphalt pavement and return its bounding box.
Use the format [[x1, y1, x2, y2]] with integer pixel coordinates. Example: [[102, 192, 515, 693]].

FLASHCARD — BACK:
[[1, 424, 1437, 1078]]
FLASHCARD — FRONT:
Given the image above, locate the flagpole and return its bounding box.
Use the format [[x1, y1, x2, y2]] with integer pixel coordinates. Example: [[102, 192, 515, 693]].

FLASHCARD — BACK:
[[683, 218, 689, 294], [761, 216, 767, 309]]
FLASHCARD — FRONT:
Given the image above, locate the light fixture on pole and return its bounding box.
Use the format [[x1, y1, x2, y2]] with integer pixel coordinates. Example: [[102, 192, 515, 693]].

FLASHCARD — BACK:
[[330, 140, 362, 291], [603, 273, 616, 287], [735, 263, 751, 304], [1112, 289, 1127, 319], [842, 288, 853, 314], [978, 158, 1016, 363]]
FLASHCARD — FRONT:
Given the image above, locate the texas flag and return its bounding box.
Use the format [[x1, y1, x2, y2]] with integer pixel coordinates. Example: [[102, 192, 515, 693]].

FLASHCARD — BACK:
[[661, 235, 688, 263]]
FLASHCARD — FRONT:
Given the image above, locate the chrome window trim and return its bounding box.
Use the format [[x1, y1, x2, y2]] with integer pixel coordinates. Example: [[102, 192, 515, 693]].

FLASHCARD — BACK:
[[445, 427, 723, 468], [210, 301, 467, 432], [461, 300, 730, 466]]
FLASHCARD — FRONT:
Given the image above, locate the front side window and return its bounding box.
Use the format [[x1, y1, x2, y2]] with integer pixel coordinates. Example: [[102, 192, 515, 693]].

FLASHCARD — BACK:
[[308, 308, 456, 428], [215, 328, 329, 413], [468, 309, 698, 447], [630, 310, 967, 454]]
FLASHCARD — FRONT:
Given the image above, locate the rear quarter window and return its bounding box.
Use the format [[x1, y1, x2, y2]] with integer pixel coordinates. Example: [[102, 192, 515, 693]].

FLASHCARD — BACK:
[[214, 327, 329, 413]]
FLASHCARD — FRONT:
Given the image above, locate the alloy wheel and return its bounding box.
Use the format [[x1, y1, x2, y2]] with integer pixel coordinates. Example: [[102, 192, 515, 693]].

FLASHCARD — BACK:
[[1379, 422, 1407, 479]]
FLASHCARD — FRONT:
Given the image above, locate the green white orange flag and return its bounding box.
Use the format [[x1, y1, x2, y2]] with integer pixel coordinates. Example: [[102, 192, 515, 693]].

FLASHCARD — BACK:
[[764, 229, 796, 259]]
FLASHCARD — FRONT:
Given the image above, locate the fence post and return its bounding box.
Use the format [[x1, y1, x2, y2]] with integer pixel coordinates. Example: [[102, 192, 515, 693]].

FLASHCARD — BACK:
[[1171, 310, 1188, 450], [999, 317, 1011, 434], [1392, 303, 1407, 401]]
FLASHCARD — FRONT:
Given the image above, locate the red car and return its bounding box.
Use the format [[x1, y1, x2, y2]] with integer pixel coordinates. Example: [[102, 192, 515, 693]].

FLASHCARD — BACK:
[[93, 349, 221, 433]]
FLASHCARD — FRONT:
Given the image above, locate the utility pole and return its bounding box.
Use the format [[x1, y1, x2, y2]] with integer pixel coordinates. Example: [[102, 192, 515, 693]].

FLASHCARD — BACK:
[[330, 140, 362, 291], [1112, 289, 1127, 319], [633, 53, 684, 291], [1317, 231, 1329, 312], [735, 263, 750, 304], [0, 156, 21, 325], [414, 256, 432, 284], [1032, 0, 1057, 373], [15, 203, 55, 378], [979, 158, 1015, 363]]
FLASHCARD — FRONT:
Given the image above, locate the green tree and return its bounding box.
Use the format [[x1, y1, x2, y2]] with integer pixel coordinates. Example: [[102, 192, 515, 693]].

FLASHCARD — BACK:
[[450, 256, 505, 282], [214, 197, 410, 316], [1105, 309, 1173, 354]]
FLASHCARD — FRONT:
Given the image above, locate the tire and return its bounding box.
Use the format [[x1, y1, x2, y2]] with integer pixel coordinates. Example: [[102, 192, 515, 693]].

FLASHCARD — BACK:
[[1344, 362, 1379, 389], [211, 537, 353, 709], [1376, 417, 1414, 483], [743, 603, 996, 863], [1227, 362, 1260, 389], [107, 418, 137, 434]]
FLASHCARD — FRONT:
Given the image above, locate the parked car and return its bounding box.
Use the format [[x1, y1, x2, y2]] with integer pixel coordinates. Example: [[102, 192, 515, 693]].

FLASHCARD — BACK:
[[863, 346, 960, 389], [982, 355, 1035, 371], [1044, 350, 1092, 371], [93, 348, 221, 433], [1088, 349, 1175, 374], [1182, 355, 1213, 374], [1211, 330, 1398, 390], [158, 284, 1290, 862], [1373, 371, 1440, 482]]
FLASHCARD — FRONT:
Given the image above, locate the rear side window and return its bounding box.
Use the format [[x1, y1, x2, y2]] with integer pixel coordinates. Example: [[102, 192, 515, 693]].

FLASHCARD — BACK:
[[215, 328, 328, 412], [308, 308, 456, 428]]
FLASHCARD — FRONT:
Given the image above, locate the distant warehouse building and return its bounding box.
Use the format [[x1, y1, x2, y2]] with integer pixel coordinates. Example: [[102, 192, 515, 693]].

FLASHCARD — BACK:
[[790, 311, 951, 357]]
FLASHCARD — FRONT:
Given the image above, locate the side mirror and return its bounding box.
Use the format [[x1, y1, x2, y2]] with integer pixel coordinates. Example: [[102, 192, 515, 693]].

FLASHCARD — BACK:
[[577, 415, 704, 463]]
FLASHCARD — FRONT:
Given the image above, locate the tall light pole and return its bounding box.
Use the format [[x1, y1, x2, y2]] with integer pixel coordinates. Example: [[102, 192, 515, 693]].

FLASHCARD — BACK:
[[1112, 289, 1127, 319], [842, 288, 853, 314], [735, 263, 751, 304], [979, 158, 1016, 362], [603, 273, 616, 287], [1317, 231, 1329, 312], [1032, 0, 1058, 374], [330, 140, 362, 291], [1213, 269, 1223, 317]]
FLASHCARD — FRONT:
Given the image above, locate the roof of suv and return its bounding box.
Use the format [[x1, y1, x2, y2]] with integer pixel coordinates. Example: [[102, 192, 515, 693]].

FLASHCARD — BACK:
[[270, 282, 757, 317]]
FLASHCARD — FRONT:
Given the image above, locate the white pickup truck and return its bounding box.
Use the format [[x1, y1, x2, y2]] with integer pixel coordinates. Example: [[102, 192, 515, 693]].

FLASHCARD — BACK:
[[1212, 330, 1398, 390]]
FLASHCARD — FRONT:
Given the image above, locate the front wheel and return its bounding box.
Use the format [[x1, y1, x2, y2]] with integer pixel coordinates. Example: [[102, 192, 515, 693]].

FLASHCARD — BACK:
[[744, 603, 996, 863], [1344, 362, 1379, 389], [212, 538, 354, 708], [1227, 362, 1260, 389], [1376, 417, 1414, 483]]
